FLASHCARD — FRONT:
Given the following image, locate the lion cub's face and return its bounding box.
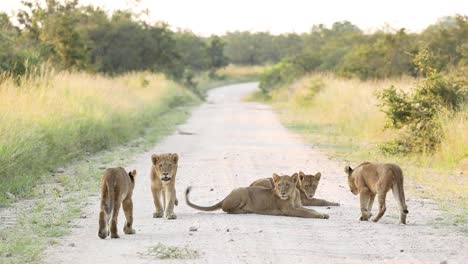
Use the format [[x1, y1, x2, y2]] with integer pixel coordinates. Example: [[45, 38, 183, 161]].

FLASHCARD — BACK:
[[344, 165, 358, 195], [152, 153, 179, 182], [298, 171, 321, 199], [272, 173, 298, 200]]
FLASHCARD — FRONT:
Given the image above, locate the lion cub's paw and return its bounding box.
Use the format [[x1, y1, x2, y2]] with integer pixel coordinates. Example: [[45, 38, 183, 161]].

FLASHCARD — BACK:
[[98, 230, 109, 239], [322, 214, 330, 219], [110, 233, 120, 239], [124, 226, 136, 234], [153, 211, 163, 218], [164, 212, 177, 220], [332, 202, 340, 206], [359, 213, 371, 221]]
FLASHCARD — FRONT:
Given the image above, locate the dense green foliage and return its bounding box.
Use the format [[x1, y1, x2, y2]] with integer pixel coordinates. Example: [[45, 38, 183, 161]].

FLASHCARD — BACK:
[[256, 16, 467, 93], [223, 31, 303, 65], [0, 0, 228, 80]]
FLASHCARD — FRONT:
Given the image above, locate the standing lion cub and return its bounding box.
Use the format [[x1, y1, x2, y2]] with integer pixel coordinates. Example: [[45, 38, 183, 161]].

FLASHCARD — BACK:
[[150, 153, 179, 219], [98, 167, 137, 239], [345, 162, 408, 224]]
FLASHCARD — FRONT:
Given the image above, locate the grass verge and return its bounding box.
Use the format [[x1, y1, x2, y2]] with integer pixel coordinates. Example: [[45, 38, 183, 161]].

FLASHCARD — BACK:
[[0, 71, 199, 206], [249, 73, 467, 230]]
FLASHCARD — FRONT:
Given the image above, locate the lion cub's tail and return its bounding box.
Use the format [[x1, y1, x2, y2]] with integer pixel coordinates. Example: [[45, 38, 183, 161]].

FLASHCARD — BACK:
[[185, 186, 224, 211]]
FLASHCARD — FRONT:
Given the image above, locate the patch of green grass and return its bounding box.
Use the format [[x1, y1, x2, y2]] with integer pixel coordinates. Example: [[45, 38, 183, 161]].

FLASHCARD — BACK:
[[243, 90, 270, 102], [0, 95, 192, 205], [138, 243, 199, 260], [0, 72, 199, 206]]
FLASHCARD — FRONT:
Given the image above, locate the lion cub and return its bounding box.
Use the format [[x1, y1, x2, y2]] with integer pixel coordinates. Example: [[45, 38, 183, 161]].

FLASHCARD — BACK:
[[345, 162, 409, 224], [98, 167, 137, 239], [186, 173, 329, 219], [250, 171, 340, 206], [150, 153, 179, 219]]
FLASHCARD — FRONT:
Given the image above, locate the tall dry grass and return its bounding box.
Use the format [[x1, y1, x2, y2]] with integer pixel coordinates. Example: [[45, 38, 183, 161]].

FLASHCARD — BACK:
[[0, 71, 198, 204], [217, 65, 266, 77], [270, 73, 413, 144]]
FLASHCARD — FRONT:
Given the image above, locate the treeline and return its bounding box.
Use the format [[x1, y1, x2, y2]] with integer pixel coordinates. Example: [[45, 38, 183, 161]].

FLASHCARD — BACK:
[[0, 0, 228, 81], [217, 18, 466, 92], [2, 0, 466, 90]]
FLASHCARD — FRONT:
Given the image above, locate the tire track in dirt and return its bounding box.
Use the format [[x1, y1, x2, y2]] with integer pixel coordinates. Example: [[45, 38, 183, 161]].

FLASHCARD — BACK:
[[45, 82, 467, 264]]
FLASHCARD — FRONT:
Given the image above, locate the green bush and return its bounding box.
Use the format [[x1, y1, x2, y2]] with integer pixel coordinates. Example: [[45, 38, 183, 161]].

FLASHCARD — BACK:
[[378, 48, 466, 154], [259, 52, 321, 94]]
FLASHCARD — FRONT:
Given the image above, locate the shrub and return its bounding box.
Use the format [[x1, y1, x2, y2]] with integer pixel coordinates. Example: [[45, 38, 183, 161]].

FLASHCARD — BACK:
[[259, 52, 321, 94], [378, 48, 466, 154]]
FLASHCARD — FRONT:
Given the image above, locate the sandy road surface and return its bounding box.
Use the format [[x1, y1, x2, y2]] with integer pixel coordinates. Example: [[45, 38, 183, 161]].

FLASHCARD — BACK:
[[46, 83, 467, 264]]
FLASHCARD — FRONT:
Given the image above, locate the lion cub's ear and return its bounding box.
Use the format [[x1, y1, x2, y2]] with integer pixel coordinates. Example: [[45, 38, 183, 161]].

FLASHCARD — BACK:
[[344, 165, 353, 175], [314, 172, 321, 180], [298, 171, 305, 181], [128, 170, 136, 181], [151, 154, 159, 165], [291, 173, 299, 183], [272, 173, 280, 183], [171, 153, 179, 163]]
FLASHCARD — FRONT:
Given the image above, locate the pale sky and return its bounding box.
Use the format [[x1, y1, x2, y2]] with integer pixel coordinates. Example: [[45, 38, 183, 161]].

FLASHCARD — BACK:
[[1, 0, 467, 35]]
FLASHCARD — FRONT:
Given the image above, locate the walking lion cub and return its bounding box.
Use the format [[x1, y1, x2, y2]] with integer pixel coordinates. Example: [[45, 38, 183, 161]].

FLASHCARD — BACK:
[[186, 173, 329, 219], [98, 167, 137, 239], [345, 162, 408, 224]]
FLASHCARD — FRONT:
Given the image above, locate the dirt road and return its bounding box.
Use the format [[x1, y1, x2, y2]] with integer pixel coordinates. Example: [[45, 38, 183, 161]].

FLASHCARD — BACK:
[[46, 83, 467, 263]]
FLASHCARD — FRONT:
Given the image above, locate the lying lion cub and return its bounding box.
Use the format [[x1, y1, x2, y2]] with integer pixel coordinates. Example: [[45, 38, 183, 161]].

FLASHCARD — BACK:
[[150, 153, 179, 219], [98, 167, 137, 239], [345, 162, 409, 224], [250, 171, 340, 206], [186, 173, 329, 219]]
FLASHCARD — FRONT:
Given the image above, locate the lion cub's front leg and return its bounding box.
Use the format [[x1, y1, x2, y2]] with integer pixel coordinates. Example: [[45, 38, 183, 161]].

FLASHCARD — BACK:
[[359, 190, 373, 221], [151, 186, 164, 218], [286, 207, 329, 219], [164, 186, 177, 220]]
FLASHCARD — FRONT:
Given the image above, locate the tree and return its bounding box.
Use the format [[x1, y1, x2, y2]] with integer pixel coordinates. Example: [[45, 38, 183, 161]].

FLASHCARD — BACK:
[[207, 35, 228, 74], [421, 15, 468, 71], [174, 30, 209, 72], [17, 0, 88, 69]]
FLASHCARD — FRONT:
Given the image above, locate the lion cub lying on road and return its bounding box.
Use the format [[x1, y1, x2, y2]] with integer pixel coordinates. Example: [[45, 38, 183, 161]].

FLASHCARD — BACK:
[[151, 153, 179, 219], [98, 167, 137, 239], [345, 162, 409, 224], [250, 171, 340, 206], [186, 173, 329, 219]]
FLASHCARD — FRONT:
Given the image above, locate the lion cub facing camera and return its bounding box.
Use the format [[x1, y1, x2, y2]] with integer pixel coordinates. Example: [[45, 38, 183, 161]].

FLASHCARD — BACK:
[[150, 153, 179, 219], [98, 167, 137, 239]]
